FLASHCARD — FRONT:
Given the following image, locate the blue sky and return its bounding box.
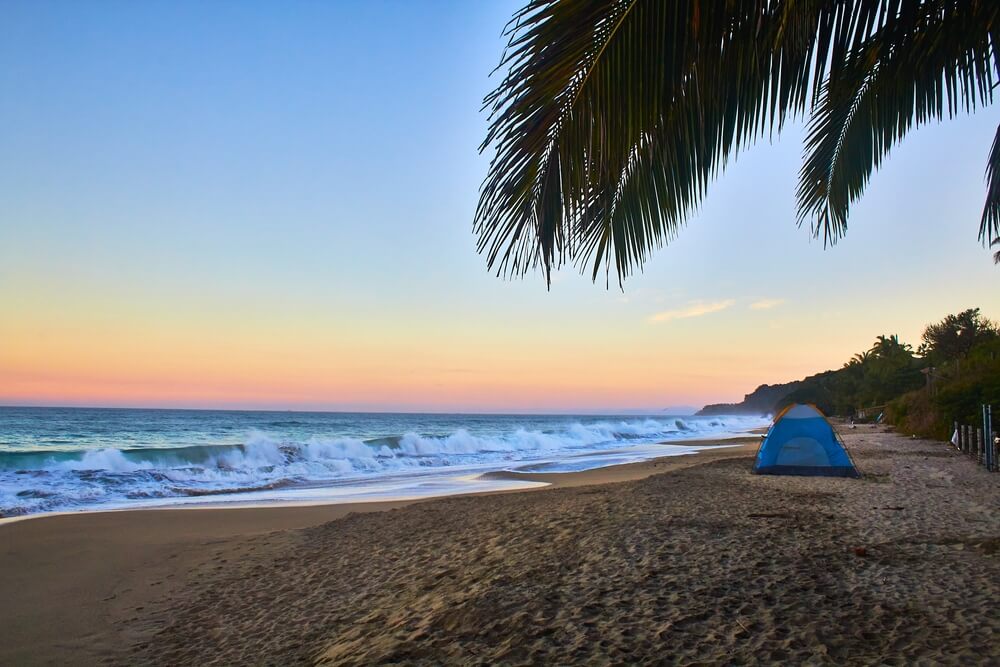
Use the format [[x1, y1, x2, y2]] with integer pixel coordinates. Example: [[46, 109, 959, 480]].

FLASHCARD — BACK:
[[1, 0, 998, 411]]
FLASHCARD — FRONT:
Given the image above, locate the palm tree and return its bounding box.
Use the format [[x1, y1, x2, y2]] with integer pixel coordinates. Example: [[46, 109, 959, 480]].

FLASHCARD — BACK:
[[870, 334, 912, 358], [992, 237, 1000, 264], [475, 1, 999, 285]]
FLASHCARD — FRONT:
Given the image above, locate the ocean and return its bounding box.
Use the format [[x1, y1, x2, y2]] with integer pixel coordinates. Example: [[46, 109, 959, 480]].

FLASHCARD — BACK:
[[0, 407, 767, 518]]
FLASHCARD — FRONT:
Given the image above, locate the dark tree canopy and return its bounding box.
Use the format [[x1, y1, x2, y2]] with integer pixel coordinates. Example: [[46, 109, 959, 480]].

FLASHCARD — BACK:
[[920, 307, 999, 362], [476, 0, 1000, 285]]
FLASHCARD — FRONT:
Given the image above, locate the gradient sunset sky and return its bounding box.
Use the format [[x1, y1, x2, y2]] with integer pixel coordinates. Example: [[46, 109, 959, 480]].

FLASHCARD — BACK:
[[2, 1, 998, 413]]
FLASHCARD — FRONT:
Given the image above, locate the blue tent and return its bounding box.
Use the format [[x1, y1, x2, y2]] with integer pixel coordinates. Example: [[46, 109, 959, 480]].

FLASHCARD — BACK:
[[752, 403, 859, 477]]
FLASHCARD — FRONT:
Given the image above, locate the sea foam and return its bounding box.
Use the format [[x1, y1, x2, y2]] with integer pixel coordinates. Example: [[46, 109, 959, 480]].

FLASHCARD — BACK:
[[0, 413, 767, 517]]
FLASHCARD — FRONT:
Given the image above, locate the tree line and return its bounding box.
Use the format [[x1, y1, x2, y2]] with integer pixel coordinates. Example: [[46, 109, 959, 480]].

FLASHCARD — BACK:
[[775, 308, 998, 439]]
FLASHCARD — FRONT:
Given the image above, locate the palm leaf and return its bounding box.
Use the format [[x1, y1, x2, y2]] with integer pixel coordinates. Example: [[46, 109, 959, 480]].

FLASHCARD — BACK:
[[983, 123, 1000, 246], [476, 0, 1000, 283], [477, 0, 825, 284], [798, 0, 999, 243]]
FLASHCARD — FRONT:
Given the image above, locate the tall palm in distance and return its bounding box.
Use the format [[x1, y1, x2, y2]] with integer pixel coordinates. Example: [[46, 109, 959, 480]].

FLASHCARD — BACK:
[[849, 351, 872, 367], [870, 334, 912, 358], [475, 0, 999, 285]]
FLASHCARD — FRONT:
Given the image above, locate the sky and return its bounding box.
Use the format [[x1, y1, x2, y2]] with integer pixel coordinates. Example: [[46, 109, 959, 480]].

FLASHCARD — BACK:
[[1, 0, 998, 413]]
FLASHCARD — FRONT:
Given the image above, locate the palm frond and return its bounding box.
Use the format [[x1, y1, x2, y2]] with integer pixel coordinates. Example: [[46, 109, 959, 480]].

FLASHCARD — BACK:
[[798, 1, 999, 243], [477, 0, 823, 284], [578, 0, 825, 282], [476, 0, 640, 284], [476, 0, 1000, 284], [983, 124, 1000, 245]]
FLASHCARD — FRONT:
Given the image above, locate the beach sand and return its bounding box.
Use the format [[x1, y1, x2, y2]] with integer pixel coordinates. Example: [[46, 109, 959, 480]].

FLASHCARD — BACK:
[[2, 431, 999, 665]]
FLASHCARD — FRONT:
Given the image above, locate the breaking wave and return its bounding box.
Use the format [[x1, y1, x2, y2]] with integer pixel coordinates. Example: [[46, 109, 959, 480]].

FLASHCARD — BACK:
[[0, 415, 766, 517]]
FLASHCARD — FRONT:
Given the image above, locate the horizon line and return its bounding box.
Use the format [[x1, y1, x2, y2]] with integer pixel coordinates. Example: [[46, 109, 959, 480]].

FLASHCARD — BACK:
[[0, 403, 706, 417]]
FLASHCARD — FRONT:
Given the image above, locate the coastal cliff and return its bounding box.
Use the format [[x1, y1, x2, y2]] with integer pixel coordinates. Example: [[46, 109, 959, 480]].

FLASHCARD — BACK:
[[696, 381, 801, 416]]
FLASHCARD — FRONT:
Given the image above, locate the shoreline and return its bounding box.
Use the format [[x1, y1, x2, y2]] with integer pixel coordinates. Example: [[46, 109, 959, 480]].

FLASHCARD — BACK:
[[0, 438, 759, 529], [0, 438, 757, 666], [483, 438, 757, 488], [0, 435, 761, 526]]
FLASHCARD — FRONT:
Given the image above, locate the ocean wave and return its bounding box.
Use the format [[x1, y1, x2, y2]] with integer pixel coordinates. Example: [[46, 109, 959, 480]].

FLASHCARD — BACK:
[[0, 415, 767, 517]]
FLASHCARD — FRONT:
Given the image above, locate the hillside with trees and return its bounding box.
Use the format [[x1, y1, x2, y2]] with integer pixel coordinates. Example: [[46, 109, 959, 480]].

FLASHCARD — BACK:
[[699, 308, 998, 440], [698, 382, 803, 416], [889, 309, 1000, 438]]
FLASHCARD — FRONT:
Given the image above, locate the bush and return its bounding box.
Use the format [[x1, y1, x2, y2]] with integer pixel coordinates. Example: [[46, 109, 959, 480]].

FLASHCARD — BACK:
[[887, 390, 946, 439], [886, 338, 1000, 440]]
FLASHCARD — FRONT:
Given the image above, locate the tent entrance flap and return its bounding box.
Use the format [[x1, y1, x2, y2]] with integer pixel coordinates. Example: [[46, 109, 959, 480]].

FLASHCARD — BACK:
[[775, 437, 832, 467]]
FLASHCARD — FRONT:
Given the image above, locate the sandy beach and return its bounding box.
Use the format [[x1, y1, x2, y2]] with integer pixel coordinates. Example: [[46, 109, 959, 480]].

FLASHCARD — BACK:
[[2, 430, 999, 665], [6, 3, 996, 666]]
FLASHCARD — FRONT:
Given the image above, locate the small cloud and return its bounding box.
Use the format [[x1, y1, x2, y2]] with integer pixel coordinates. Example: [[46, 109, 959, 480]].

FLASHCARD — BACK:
[[617, 287, 668, 305], [749, 298, 785, 310], [649, 299, 735, 323]]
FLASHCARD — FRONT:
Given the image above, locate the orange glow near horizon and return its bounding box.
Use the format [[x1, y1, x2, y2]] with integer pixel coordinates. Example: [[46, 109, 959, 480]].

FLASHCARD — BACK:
[[1, 282, 952, 412], [5, 265, 999, 413]]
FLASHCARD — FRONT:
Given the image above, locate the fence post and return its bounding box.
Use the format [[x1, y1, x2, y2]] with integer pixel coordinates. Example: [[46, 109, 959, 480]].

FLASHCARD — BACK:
[[966, 425, 973, 456], [984, 406, 990, 470], [991, 431, 1000, 472], [983, 405, 997, 472], [985, 406, 992, 471], [976, 428, 983, 466]]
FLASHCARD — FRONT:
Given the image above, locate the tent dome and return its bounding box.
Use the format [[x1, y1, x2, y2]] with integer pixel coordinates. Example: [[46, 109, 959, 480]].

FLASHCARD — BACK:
[[752, 404, 859, 477]]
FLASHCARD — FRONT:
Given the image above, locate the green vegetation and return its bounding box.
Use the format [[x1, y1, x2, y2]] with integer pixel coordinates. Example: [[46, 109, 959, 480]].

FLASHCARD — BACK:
[[889, 311, 1000, 439], [787, 308, 998, 439], [477, 1, 999, 283], [776, 334, 924, 418], [699, 308, 998, 441]]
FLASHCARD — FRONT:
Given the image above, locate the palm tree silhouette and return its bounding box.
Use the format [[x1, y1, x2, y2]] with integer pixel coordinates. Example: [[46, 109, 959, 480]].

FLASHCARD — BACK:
[[870, 334, 911, 359], [476, 1, 999, 284], [849, 351, 872, 367]]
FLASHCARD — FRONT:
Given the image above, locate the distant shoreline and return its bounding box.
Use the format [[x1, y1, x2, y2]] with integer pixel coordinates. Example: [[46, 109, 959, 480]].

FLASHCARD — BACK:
[[0, 404, 705, 417]]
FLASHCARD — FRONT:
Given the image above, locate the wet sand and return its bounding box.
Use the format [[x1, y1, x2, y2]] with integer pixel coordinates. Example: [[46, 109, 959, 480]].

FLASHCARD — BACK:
[[3, 431, 999, 665]]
